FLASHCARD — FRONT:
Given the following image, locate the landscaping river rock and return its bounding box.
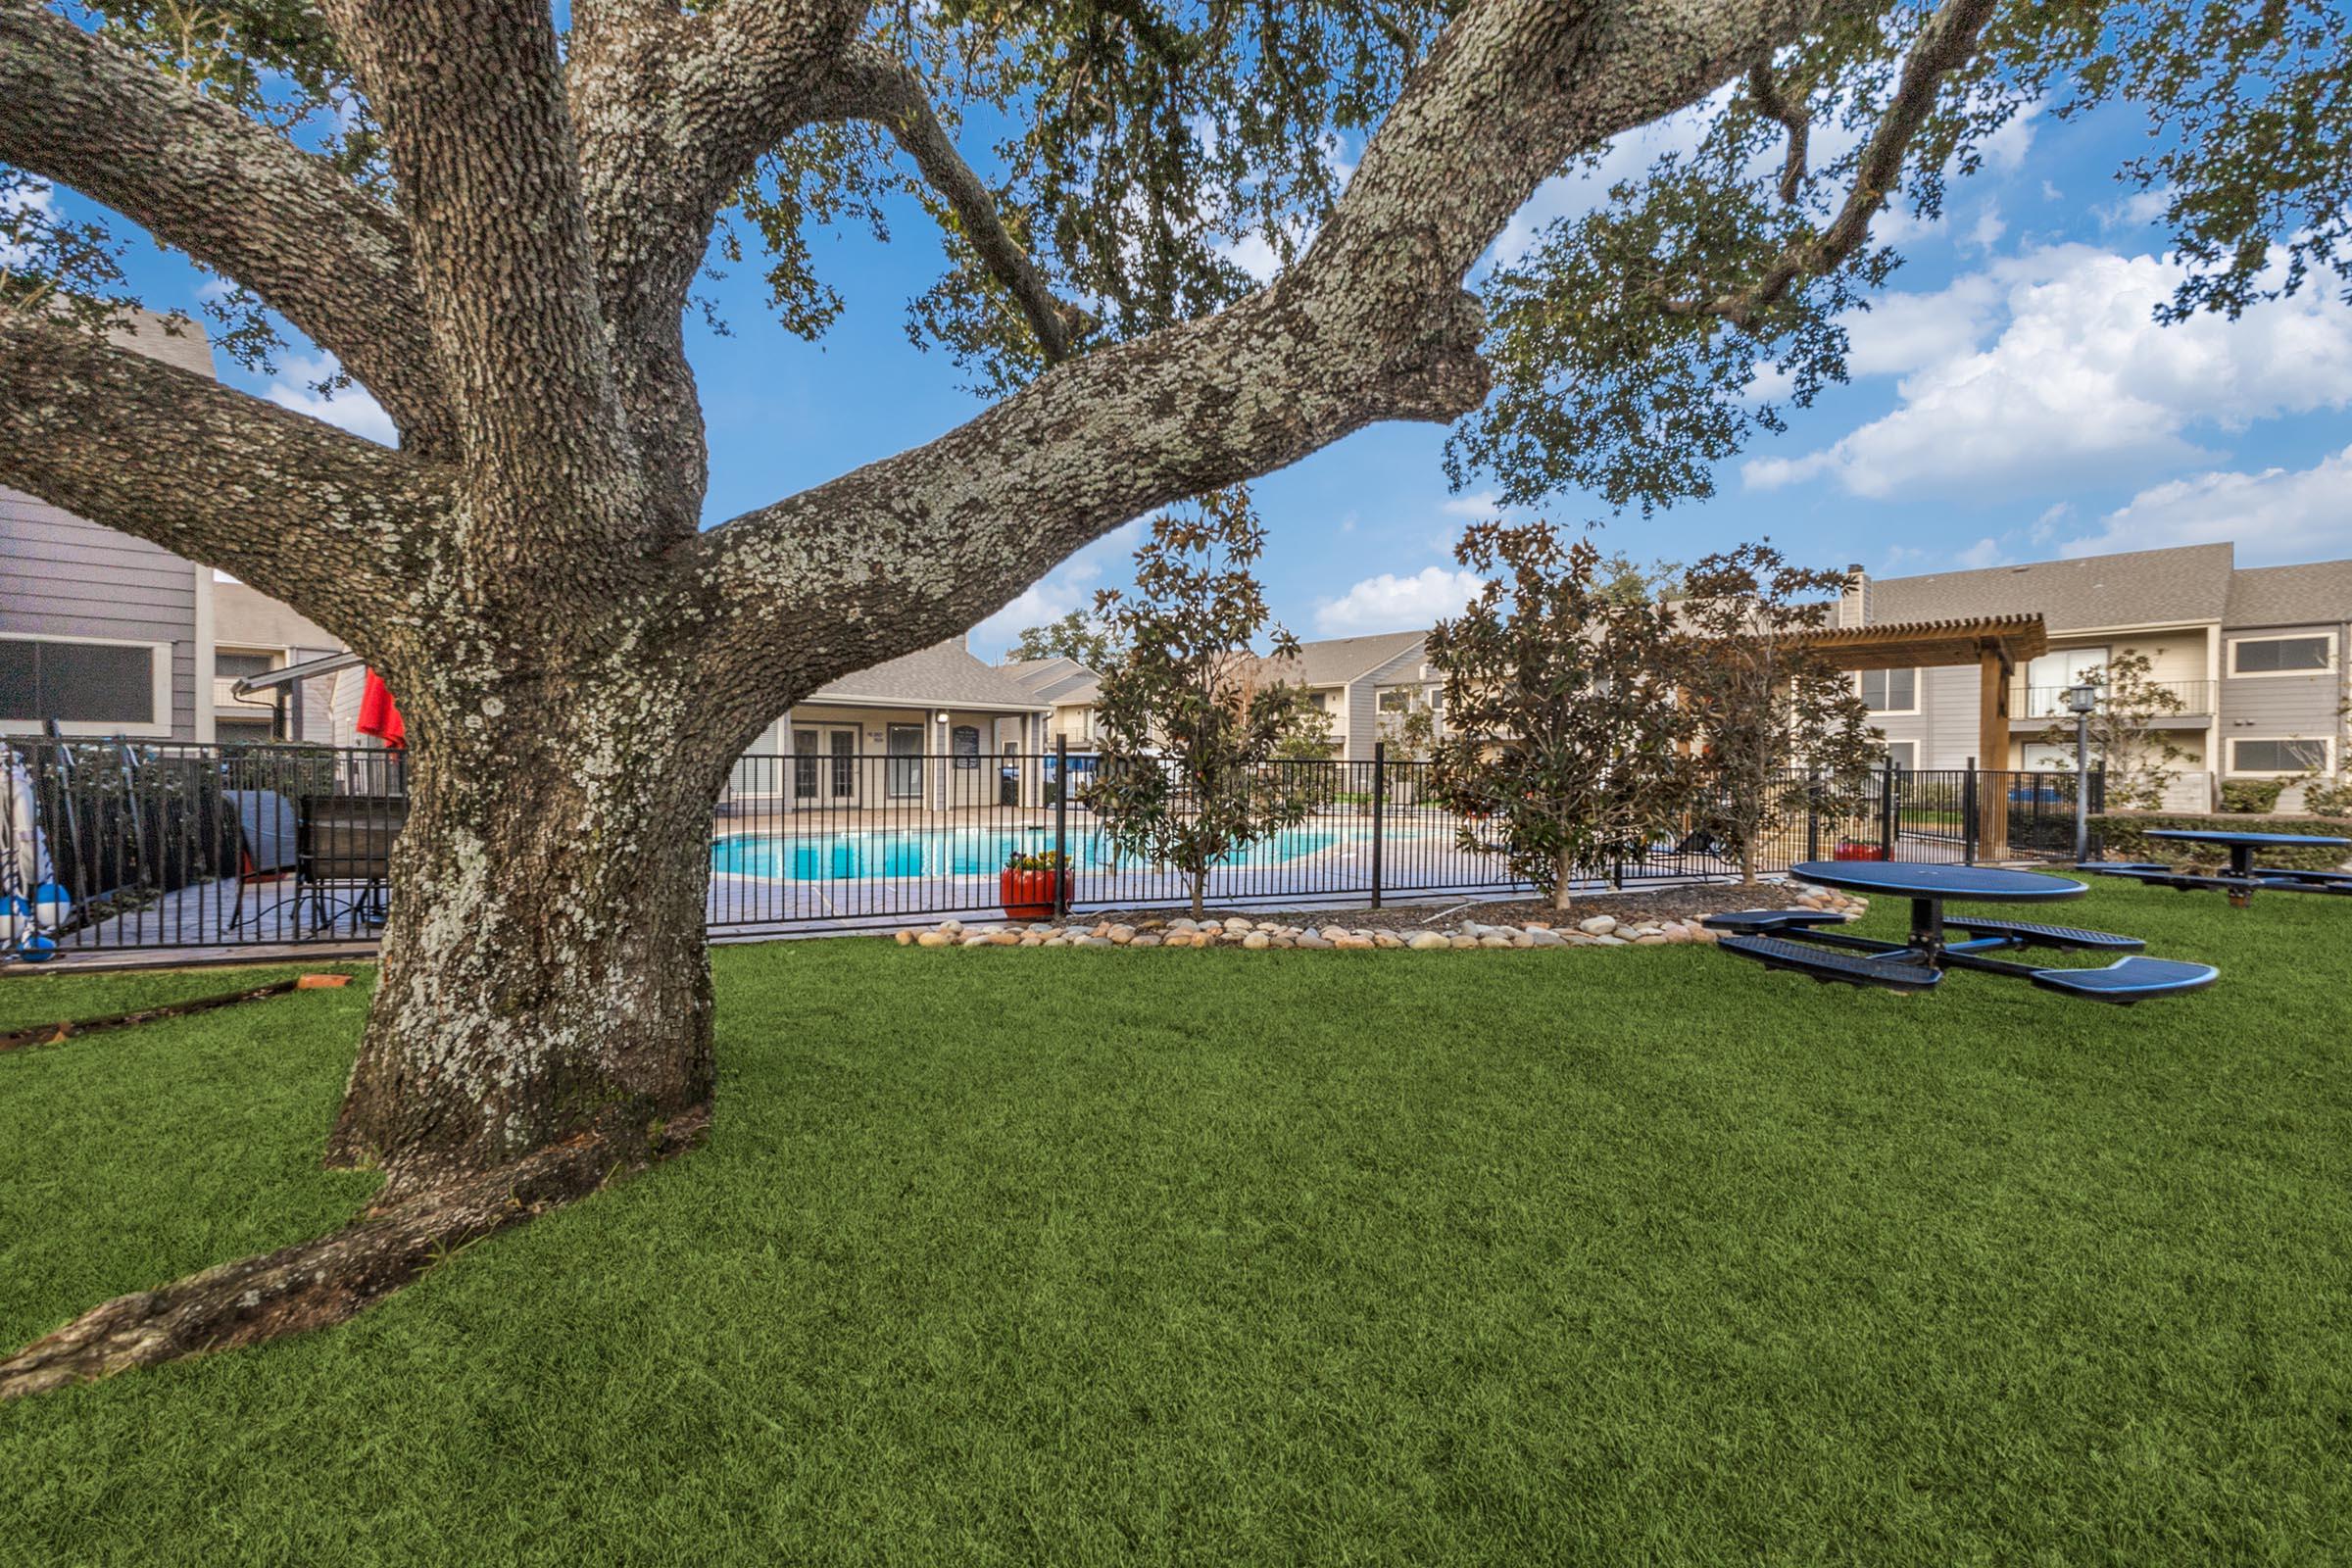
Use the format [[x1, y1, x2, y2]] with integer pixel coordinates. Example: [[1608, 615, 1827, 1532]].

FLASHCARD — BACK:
[[893, 887, 1868, 950]]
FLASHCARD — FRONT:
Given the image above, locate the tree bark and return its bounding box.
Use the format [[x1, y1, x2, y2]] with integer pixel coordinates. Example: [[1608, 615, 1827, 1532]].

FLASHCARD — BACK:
[[324, 688, 723, 1190], [1553, 847, 1577, 912]]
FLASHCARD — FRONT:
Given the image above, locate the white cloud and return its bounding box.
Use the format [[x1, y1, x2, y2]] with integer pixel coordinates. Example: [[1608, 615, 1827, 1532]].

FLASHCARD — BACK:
[[1979, 101, 2040, 172], [1954, 537, 2009, 568], [1965, 204, 2006, 252], [1313, 566, 1489, 636], [1440, 491, 1505, 520], [2057, 445, 2352, 564], [0, 177, 56, 267], [263, 353, 397, 445], [969, 519, 1144, 656], [1744, 243, 2352, 499], [1841, 271, 2002, 375], [2098, 187, 2172, 231]]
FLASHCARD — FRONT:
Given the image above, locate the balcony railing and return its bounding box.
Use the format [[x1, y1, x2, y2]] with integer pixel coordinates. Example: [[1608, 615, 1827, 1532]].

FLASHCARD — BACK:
[[2012, 679, 2215, 721]]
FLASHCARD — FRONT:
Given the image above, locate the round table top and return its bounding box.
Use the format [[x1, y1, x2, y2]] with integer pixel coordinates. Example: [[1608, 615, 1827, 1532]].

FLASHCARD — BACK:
[[1793, 860, 2086, 902], [2144, 828, 2352, 849]]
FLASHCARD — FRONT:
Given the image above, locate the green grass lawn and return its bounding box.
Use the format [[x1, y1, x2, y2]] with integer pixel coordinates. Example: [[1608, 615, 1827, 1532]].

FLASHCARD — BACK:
[[3, 881, 2349, 1566]]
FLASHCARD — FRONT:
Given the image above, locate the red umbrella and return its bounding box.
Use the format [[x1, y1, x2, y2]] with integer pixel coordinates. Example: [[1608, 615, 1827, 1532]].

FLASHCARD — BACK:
[[356, 668, 407, 750]]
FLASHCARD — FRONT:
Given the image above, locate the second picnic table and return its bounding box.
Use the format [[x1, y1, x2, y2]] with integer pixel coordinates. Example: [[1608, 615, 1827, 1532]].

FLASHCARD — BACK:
[[1704, 859, 2218, 1004], [2086, 827, 2352, 906]]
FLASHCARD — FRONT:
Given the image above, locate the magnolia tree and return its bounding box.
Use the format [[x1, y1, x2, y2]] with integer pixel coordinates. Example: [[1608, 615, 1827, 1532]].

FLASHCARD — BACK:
[[1, 0, 2342, 1390], [1677, 544, 1879, 881], [1428, 522, 1696, 910], [1085, 493, 1319, 919], [2032, 649, 2188, 811]]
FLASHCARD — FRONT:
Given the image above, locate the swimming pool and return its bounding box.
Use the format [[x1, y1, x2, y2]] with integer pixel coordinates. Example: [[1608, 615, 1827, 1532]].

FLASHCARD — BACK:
[[711, 826, 1341, 881]]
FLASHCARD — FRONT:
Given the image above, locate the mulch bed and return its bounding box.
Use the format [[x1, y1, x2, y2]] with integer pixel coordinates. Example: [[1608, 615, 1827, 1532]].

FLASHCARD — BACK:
[[1077, 881, 1821, 935]]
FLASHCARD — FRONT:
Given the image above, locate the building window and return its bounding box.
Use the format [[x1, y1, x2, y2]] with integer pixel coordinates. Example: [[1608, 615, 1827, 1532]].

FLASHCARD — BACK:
[[1377, 688, 1413, 712], [2230, 738, 2331, 775], [214, 648, 281, 681], [0, 634, 172, 735], [2230, 634, 2335, 676], [1857, 667, 1917, 713], [1880, 740, 1918, 773]]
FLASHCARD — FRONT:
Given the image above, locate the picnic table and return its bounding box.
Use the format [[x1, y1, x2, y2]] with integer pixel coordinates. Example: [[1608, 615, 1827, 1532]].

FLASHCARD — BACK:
[[2084, 827, 2352, 906], [1703, 859, 2217, 1004]]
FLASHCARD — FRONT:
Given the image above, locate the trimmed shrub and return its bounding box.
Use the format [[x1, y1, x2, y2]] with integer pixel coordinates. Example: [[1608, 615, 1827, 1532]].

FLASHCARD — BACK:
[[2090, 811, 2352, 871], [2300, 775, 2352, 817], [2219, 778, 2288, 813]]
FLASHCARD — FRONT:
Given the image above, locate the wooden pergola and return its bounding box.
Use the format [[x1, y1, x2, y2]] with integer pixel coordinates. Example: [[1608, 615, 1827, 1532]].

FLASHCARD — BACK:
[[1796, 612, 2049, 858]]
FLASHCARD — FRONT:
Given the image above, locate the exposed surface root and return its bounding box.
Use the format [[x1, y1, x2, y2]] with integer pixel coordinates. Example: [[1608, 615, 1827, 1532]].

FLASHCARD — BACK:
[[0, 1103, 710, 1400], [0, 978, 320, 1054]]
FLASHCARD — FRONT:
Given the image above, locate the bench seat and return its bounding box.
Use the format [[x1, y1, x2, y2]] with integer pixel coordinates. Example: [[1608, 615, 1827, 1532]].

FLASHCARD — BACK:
[[2028, 956, 2218, 1004], [2082, 864, 2252, 893], [2253, 867, 2352, 888], [1942, 918, 2142, 953], [1716, 935, 1939, 991], [1700, 909, 1847, 935]]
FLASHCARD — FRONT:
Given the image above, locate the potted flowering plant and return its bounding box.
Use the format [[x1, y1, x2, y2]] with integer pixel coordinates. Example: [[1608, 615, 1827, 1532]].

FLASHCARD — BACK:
[[1832, 840, 1886, 861], [1001, 849, 1072, 921]]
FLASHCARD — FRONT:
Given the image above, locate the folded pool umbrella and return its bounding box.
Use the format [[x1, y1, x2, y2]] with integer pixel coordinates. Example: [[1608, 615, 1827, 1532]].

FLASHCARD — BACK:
[[356, 668, 407, 750]]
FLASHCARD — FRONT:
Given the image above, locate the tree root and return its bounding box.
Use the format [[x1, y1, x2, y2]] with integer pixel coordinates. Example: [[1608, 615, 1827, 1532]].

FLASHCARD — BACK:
[[0, 1103, 710, 1401]]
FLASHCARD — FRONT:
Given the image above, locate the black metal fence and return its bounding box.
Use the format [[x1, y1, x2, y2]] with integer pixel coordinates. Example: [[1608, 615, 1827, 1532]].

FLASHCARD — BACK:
[[3, 736, 2100, 959]]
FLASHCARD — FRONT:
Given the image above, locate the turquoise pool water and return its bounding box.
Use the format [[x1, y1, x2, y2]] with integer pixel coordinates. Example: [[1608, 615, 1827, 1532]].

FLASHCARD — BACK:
[[711, 826, 1340, 881]]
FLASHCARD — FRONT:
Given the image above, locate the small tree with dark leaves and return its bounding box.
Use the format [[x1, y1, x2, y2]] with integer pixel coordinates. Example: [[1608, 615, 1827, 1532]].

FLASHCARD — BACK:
[[1678, 544, 1878, 882], [1006, 612, 1123, 671], [2032, 648, 2189, 811], [1088, 492, 1320, 919], [1426, 522, 1696, 912]]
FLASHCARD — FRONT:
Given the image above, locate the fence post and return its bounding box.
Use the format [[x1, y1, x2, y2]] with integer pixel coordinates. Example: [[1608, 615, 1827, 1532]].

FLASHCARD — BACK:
[[1805, 768, 1821, 861], [1962, 759, 1978, 865], [1880, 760, 1896, 858], [1053, 734, 1070, 920], [1369, 742, 1387, 910]]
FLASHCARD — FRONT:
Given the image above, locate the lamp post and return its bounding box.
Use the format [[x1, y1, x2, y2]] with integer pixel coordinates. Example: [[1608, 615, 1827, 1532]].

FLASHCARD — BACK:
[[2066, 680, 2100, 863]]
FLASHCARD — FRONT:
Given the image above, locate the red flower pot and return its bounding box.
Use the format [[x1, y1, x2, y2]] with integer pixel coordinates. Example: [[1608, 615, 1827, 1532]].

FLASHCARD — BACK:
[[1832, 841, 1887, 861], [1001, 868, 1068, 922]]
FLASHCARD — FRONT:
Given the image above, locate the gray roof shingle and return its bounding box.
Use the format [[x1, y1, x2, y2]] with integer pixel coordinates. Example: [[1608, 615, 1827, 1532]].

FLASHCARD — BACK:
[[1255, 629, 1427, 687], [811, 641, 1050, 710], [1868, 544, 2235, 632], [1000, 656, 1101, 703], [2225, 560, 2352, 628]]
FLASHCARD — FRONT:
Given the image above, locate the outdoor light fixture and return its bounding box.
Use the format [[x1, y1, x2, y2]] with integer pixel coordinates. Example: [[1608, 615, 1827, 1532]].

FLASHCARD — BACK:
[[2067, 681, 2100, 864], [936, 711, 950, 724]]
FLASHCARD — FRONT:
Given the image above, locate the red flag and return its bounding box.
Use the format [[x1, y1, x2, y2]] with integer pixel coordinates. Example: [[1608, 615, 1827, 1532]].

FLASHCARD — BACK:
[[356, 668, 407, 750]]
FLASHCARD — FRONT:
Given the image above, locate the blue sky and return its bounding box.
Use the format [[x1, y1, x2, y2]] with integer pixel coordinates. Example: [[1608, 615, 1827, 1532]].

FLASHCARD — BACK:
[[77, 68, 2352, 662]]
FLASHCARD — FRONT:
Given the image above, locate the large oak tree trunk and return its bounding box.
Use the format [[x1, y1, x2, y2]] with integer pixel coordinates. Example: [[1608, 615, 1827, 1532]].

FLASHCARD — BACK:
[[325, 691, 722, 1189]]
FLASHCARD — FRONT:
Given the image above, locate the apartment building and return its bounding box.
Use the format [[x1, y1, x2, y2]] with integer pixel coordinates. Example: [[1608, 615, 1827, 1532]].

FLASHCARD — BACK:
[[1842, 543, 2352, 808]]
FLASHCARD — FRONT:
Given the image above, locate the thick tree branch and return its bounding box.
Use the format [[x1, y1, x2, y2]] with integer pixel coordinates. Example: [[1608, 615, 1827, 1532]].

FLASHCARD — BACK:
[[319, 0, 647, 564], [0, 313, 446, 644], [680, 0, 1872, 723], [564, 1, 865, 534], [1747, 59, 1812, 205], [819, 43, 1093, 363], [1661, 0, 1999, 327], [0, 0, 453, 455]]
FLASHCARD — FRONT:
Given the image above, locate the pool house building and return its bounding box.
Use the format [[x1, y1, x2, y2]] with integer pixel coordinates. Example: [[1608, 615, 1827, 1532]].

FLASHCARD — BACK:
[[730, 640, 1055, 811]]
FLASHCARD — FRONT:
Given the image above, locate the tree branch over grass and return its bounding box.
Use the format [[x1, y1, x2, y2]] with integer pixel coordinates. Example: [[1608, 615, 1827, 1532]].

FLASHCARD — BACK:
[[1658, 0, 2000, 327], [820, 43, 1094, 364], [0, 312, 444, 639], [0, 0, 450, 453]]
